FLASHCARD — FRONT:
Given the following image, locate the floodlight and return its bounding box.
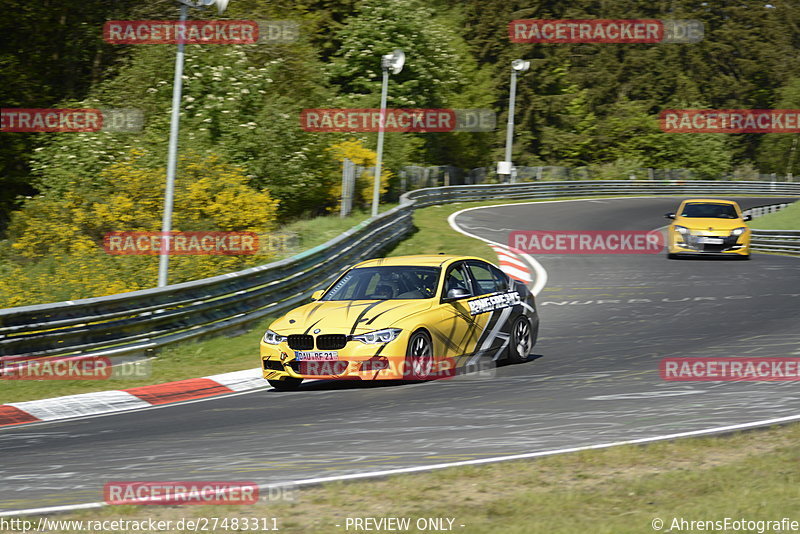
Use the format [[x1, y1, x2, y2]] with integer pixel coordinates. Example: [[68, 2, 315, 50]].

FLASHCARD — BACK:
[[382, 50, 406, 75], [511, 59, 531, 72], [197, 0, 229, 14]]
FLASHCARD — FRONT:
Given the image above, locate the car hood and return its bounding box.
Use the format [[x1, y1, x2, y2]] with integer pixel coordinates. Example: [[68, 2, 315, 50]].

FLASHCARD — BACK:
[[674, 217, 747, 233], [270, 299, 435, 335]]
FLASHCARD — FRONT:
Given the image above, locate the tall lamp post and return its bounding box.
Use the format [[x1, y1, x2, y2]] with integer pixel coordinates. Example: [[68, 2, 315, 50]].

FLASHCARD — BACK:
[[498, 59, 530, 183], [158, 0, 230, 287], [371, 49, 405, 218]]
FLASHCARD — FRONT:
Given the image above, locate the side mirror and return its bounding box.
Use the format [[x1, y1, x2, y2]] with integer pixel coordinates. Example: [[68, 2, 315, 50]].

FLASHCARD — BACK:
[[445, 287, 470, 300], [743, 214, 752, 222], [664, 212, 676, 220], [311, 290, 324, 301]]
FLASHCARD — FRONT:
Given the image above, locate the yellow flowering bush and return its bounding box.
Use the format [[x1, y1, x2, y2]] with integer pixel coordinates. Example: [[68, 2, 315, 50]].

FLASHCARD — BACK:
[[0, 149, 279, 308], [327, 138, 392, 212]]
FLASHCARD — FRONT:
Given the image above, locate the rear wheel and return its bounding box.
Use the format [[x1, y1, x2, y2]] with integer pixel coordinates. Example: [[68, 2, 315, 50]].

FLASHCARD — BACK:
[[268, 377, 302, 391], [507, 316, 532, 364], [667, 253, 679, 259], [405, 330, 434, 381]]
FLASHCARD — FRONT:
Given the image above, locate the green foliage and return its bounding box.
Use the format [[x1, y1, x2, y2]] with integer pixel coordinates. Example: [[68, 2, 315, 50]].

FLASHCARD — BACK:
[[0, 150, 279, 307], [4, 0, 800, 306], [757, 78, 800, 174]]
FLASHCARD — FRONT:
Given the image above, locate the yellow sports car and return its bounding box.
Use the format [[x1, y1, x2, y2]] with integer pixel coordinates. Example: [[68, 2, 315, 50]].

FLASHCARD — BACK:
[[665, 199, 751, 259], [260, 255, 539, 390]]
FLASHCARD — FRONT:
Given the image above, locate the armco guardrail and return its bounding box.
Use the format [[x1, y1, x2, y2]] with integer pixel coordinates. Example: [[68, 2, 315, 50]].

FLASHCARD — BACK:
[[1, 180, 798, 360], [0, 205, 413, 360], [744, 203, 791, 218], [750, 230, 800, 255], [741, 203, 799, 255]]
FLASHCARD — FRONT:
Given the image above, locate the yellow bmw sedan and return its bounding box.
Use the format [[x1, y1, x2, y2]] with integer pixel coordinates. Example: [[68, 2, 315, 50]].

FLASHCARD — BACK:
[[260, 255, 539, 390], [665, 199, 752, 259]]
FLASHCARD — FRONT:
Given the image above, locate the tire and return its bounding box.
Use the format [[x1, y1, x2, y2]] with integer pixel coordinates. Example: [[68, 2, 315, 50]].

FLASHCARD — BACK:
[[667, 253, 679, 259], [268, 377, 302, 391], [404, 330, 434, 381], [507, 316, 533, 364], [739, 254, 751, 261]]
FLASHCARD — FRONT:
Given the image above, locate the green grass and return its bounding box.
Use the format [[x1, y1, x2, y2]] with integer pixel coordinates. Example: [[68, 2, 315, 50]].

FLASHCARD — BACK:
[[750, 200, 800, 230], [387, 202, 495, 260], [19, 423, 800, 533], [276, 205, 396, 257]]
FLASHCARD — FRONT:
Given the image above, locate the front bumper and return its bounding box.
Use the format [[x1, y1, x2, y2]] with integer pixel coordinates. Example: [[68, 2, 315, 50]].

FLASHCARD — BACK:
[[261, 332, 414, 381], [668, 232, 750, 256]]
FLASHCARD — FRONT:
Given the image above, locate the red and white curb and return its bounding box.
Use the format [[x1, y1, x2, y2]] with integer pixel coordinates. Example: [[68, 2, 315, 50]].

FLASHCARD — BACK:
[[0, 367, 266, 428], [488, 244, 532, 284], [447, 207, 547, 295]]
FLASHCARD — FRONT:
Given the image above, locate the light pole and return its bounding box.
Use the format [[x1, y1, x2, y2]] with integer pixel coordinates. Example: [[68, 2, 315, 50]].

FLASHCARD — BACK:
[[371, 49, 405, 218], [498, 59, 530, 183], [158, 0, 230, 288]]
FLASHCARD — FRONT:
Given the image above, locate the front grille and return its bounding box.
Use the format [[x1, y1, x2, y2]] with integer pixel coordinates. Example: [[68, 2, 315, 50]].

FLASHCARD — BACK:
[[287, 334, 314, 350], [683, 235, 738, 252], [263, 360, 284, 371], [289, 360, 349, 375], [316, 334, 348, 350]]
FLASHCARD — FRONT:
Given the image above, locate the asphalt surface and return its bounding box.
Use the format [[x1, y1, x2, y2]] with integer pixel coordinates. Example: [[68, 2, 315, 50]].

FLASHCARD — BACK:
[[1, 196, 799, 513]]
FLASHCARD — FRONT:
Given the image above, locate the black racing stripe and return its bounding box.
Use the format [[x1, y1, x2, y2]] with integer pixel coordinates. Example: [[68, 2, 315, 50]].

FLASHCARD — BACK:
[[303, 318, 324, 335], [348, 301, 385, 335], [365, 304, 406, 325], [372, 343, 389, 358], [459, 311, 485, 352], [474, 309, 502, 348], [339, 300, 374, 316], [446, 303, 482, 350], [442, 310, 462, 348], [304, 303, 325, 321], [431, 330, 460, 353]]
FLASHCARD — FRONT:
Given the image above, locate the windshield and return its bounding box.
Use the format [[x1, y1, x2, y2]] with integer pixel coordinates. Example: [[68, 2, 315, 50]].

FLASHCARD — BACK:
[[680, 203, 739, 219], [322, 266, 440, 301]]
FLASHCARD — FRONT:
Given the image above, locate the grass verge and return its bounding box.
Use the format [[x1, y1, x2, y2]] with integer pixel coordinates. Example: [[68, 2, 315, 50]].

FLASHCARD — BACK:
[[750, 200, 800, 230], [12, 423, 800, 533]]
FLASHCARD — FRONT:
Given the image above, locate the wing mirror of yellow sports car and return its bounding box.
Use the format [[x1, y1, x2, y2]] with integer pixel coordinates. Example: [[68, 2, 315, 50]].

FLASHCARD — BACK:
[[445, 287, 471, 301], [743, 214, 752, 222], [664, 212, 676, 220], [310, 290, 324, 301]]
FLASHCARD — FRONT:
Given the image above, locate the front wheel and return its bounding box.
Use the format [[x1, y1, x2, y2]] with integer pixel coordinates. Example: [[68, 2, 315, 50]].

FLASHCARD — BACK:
[[268, 377, 303, 391], [507, 316, 532, 364], [404, 330, 434, 381]]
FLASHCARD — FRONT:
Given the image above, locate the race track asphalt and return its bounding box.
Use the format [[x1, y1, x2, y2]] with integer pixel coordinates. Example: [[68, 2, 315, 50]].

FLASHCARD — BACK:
[[1, 196, 798, 513]]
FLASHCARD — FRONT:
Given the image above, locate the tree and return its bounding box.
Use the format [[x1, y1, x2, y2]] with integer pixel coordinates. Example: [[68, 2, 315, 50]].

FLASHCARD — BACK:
[[757, 78, 800, 175]]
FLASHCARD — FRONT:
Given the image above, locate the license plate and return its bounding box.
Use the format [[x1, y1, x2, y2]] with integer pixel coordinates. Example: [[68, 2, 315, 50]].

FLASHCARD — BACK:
[[699, 237, 723, 244], [295, 351, 339, 361]]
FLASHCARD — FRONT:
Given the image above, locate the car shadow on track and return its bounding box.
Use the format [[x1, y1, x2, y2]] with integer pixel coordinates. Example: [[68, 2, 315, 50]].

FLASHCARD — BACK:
[[668, 254, 749, 261], [267, 353, 547, 392]]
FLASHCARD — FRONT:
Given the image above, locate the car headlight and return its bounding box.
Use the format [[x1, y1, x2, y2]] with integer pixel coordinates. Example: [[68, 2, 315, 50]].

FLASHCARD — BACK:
[[262, 329, 287, 345], [674, 225, 689, 235], [730, 227, 747, 237], [351, 328, 402, 344]]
